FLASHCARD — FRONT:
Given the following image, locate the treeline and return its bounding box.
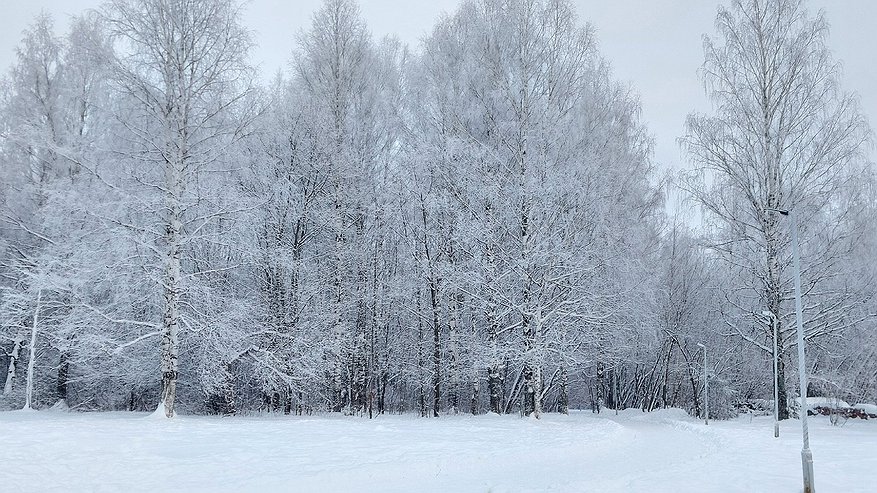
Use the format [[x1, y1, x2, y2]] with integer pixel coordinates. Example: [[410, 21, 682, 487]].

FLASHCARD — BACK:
[[0, 0, 874, 419]]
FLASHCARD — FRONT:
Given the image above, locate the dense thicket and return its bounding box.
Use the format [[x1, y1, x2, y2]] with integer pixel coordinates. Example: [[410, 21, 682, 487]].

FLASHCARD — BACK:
[[0, 0, 873, 418]]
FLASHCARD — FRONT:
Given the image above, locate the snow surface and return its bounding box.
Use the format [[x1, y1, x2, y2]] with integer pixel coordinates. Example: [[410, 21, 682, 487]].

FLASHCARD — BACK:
[[1, 408, 875, 492]]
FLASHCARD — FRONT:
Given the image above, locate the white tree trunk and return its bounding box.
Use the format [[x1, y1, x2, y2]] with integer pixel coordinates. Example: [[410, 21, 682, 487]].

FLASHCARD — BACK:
[[24, 289, 42, 410], [160, 154, 183, 419]]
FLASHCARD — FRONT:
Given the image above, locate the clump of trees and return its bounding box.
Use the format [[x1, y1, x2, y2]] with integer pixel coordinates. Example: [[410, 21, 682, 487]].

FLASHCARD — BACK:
[[0, 0, 873, 419]]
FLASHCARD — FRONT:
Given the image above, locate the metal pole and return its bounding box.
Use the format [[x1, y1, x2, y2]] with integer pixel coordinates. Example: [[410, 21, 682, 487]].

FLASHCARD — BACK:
[[614, 369, 619, 415], [789, 211, 815, 493], [698, 343, 707, 425]]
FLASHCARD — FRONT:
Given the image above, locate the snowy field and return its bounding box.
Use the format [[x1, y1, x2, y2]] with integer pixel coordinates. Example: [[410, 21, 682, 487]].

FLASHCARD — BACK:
[[1, 409, 875, 492]]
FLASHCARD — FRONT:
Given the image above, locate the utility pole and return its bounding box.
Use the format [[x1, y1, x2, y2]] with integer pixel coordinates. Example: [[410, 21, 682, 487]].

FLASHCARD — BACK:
[[697, 342, 707, 425], [614, 368, 619, 416], [768, 208, 815, 493]]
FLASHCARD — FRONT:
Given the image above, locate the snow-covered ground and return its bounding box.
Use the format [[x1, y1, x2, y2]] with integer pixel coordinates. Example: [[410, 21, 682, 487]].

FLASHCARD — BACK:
[[1, 408, 875, 492]]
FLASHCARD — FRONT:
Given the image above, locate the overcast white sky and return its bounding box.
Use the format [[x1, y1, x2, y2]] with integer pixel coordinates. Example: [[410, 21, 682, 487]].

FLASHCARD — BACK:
[[1, 0, 875, 172]]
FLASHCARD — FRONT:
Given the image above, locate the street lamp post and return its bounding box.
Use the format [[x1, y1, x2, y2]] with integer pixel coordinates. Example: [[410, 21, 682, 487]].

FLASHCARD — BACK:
[[613, 368, 619, 416], [697, 343, 707, 425], [769, 208, 815, 493], [762, 310, 780, 438]]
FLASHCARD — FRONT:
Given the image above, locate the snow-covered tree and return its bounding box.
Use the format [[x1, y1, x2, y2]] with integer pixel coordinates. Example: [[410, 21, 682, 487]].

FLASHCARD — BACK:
[[681, 0, 873, 419], [410, 0, 660, 417], [100, 0, 257, 417]]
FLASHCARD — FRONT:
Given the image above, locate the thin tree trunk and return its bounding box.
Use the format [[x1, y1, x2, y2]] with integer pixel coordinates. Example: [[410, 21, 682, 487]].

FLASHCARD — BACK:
[[678, 345, 701, 416], [777, 347, 790, 420], [429, 277, 441, 418], [483, 203, 503, 415], [24, 289, 42, 410], [160, 155, 183, 418], [3, 335, 24, 396], [661, 342, 673, 408], [330, 182, 345, 413], [57, 348, 70, 405], [447, 290, 459, 414], [558, 365, 569, 414], [487, 302, 502, 414], [470, 318, 479, 415], [419, 197, 442, 418], [416, 291, 427, 418], [56, 332, 73, 406], [523, 306, 543, 417]]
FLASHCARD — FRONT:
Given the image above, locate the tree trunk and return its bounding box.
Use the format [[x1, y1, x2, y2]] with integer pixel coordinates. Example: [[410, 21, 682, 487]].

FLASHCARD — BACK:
[[661, 343, 673, 408], [470, 318, 479, 415], [416, 297, 427, 418], [680, 349, 701, 417], [483, 201, 503, 415], [777, 348, 790, 420], [330, 182, 345, 413], [56, 332, 73, 405], [558, 365, 569, 414], [57, 348, 70, 405], [3, 335, 24, 396], [378, 370, 388, 415], [446, 290, 459, 414], [429, 277, 441, 418], [523, 308, 544, 418], [24, 289, 42, 410], [487, 303, 502, 414], [160, 165, 182, 418]]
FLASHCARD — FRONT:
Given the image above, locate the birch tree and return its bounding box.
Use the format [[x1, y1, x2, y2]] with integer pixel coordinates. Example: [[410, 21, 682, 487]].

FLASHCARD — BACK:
[[681, 0, 872, 419], [102, 0, 255, 417]]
